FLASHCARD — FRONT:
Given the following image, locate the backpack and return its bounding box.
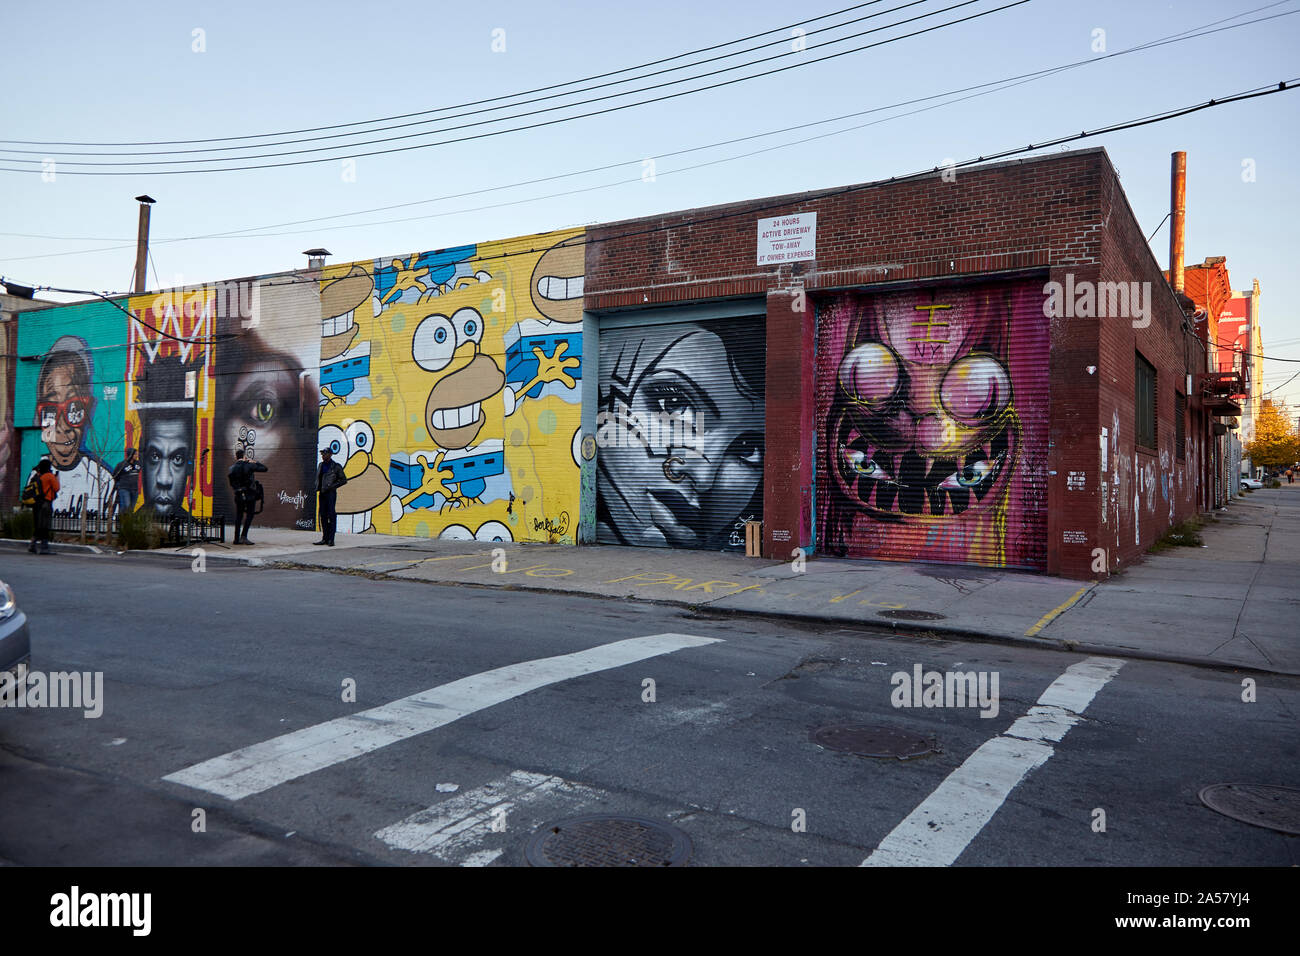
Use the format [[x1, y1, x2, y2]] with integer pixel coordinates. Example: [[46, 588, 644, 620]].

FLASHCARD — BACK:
[[21, 474, 43, 507]]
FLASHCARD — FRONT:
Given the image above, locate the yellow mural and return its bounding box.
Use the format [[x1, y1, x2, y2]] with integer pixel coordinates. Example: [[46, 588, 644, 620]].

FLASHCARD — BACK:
[[125, 287, 218, 522], [316, 229, 585, 543]]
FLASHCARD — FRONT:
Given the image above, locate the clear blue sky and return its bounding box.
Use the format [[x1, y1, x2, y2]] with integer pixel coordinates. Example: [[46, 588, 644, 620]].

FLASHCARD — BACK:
[[2, 0, 1297, 404]]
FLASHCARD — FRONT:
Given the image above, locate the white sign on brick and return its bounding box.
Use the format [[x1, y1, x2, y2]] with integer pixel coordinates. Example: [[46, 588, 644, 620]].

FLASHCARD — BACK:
[[757, 213, 817, 265]]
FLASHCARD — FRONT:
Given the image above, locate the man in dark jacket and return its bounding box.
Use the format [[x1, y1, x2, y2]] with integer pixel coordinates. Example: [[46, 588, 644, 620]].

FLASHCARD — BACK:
[[315, 446, 347, 546], [111, 448, 141, 517], [228, 448, 268, 545]]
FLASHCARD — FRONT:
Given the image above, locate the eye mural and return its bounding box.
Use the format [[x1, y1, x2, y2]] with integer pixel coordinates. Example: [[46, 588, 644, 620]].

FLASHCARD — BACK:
[[815, 282, 1049, 570], [596, 317, 766, 552], [213, 276, 321, 530]]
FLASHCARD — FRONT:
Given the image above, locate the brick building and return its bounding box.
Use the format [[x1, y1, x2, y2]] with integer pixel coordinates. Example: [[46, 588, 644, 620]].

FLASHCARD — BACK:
[[6, 147, 1227, 579], [585, 147, 1209, 578]]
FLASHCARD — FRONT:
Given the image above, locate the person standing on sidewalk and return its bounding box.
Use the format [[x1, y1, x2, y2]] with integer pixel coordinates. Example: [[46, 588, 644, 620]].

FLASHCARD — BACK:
[[111, 447, 140, 518], [315, 446, 347, 546], [228, 448, 268, 545], [28, 460, 60, 555]]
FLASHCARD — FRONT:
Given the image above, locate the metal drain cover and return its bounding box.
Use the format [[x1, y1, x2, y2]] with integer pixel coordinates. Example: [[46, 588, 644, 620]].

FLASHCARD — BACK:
[[1199, 784, 1300, 835], [877, 609, 946, 621], [811, 723, 939, 759], [525, 815, 692, 867]]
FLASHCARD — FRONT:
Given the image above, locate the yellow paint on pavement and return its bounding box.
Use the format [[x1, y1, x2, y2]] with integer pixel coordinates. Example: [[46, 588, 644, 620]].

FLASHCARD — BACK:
[[1024, 586, 1089, 637]]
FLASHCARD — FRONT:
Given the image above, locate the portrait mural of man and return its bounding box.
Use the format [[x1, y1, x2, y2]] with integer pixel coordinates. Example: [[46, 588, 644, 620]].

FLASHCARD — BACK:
[[125, 288, 216, 522], [135, 354, 200, 521], [34, 335, 114, 515]]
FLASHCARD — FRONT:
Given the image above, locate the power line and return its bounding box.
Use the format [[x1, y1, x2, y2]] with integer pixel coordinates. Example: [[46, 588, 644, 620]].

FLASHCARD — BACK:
[[2, 0, 933, 159], [0, 0, 1036, 174], [1, 5, 1291, 262], [0, 2, 893, 149], [9, 77, 1296, 303]]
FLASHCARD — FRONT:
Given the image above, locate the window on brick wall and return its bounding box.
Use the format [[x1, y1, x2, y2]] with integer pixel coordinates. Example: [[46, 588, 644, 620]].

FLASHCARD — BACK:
[[1135, 353, 1156, 450], [1174, 390, 1186, 460]]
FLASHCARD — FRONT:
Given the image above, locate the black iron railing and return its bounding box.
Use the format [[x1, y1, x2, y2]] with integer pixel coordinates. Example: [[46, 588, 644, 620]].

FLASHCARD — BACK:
[[49, 510, 226, 545]]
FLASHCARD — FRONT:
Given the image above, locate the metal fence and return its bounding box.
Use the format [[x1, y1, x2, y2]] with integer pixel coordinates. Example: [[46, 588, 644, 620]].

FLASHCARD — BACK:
[[49, 510, 226, 545]]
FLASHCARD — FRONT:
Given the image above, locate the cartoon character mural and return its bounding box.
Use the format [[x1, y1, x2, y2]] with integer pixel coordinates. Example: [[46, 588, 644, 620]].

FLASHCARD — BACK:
[[315, 230, 585, 541], [816, 282, 1049, 569], [126, 288, 216, 521], [595, 317, 766, 551], [32, 334, 115, 514]]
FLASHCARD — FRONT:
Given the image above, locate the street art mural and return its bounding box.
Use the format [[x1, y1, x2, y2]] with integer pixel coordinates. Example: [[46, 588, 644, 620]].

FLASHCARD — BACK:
[[596, 317, 766, 552], [11, 230, 586, 541], [314, 230, 585, 542], [212, 277, 321, 531], [816, 282, 1049, 569], [125, 289, 216, 522], [15, 299, 129, 516]]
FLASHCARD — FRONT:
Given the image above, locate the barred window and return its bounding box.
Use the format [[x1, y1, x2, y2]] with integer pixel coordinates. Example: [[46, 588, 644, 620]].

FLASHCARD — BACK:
[[1136, 353, 1156, 450], [1174, 390, 1186, 460]]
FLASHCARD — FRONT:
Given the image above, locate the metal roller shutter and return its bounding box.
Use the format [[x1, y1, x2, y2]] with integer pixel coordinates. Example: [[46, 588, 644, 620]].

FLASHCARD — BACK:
[[815, 279, 1050, 570], [596, 315, 766, 552]]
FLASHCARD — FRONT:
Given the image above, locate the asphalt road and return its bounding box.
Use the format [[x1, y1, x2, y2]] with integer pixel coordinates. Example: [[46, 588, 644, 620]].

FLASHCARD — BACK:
[[0, 552, 1295, 867]]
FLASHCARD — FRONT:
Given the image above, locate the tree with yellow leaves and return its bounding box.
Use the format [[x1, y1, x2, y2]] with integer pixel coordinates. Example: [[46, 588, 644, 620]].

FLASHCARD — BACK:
[[1246, 400, 1299, 469]]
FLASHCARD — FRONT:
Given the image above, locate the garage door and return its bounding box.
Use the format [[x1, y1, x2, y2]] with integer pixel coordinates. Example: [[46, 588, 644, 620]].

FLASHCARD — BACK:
[[815, 279, 1049, 570], [596, 314, 766, 552]]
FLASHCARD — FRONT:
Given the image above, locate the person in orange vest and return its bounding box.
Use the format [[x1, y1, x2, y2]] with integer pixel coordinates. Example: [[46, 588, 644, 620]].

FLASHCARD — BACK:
[[28, 459, 61, 555]]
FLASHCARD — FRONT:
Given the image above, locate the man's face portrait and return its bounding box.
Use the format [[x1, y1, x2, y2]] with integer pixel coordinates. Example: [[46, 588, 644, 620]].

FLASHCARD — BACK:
[[143, 417, 191, 517], [37, 361, 91, 470]]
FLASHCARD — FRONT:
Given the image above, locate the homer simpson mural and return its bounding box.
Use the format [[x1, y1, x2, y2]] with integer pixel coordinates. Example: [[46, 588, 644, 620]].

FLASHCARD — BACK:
[[315, 230, 585, 543]]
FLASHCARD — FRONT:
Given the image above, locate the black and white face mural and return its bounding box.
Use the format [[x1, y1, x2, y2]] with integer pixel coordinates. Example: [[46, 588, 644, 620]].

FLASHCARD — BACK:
[[596, 318, 765, 551]]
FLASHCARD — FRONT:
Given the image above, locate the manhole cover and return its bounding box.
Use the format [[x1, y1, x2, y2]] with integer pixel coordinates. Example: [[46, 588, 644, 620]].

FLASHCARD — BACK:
[[877, 609, 946, 621], [525, 815, 692, 867], [810, 723, 940, 759], [1199, 784, 1300, 835]]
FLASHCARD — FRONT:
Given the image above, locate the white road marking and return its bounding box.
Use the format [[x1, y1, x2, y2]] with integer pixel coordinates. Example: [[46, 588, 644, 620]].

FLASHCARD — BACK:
[[862, 656, 1124, 867], [375, 770, 605, 864], [163, 633, 719, 801]]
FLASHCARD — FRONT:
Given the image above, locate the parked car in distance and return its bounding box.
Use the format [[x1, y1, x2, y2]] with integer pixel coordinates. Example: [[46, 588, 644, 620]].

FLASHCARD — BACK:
[[0, 579, 30, 684], [1241, 477, 1264, 490]]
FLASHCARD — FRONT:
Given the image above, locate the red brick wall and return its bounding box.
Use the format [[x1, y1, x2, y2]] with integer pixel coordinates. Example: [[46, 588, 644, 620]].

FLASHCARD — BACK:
[[585, 148, 1197, 575], [1095, 170, 1203, 575]]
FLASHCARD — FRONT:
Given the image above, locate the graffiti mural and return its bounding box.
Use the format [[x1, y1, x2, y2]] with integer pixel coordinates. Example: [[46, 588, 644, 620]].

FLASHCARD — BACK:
[[315, 230, 585, 542], [22, 304, 124, 515], [213, 276, 321, 530], [596, 317, 766, 551], [126, 288, 216, 521], [816, 282, 1049, 569]]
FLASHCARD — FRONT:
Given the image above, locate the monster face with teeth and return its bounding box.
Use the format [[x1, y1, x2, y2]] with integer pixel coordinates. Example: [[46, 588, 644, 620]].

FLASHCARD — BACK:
[[412, 306, 504, 450], [821, 285, 1033, 565]]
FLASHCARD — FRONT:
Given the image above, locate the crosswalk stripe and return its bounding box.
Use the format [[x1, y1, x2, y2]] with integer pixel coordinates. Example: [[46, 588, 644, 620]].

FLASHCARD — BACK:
[[375, 770, 604, 863], [162, 633, 720, 801], [862, 656, 1124, 867]]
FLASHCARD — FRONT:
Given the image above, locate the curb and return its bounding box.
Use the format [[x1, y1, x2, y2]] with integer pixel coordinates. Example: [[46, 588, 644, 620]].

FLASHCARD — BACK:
[[0, 538, 256, 567], [267, 558, 1300, 679], [5, 539, 1293, 679]]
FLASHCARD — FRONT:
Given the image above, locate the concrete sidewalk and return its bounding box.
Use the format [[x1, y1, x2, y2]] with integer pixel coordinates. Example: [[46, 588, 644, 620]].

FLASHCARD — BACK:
[[5, 485, 1297, 675]]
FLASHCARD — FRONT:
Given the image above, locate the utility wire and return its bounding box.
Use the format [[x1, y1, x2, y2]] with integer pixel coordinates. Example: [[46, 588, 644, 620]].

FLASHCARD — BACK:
[[0, 2, 894, 149], [1, 4, 1291, 261], [0, 0, 1035, 173], [8, 77, 1296, 304], [2, 0, 936, 158]]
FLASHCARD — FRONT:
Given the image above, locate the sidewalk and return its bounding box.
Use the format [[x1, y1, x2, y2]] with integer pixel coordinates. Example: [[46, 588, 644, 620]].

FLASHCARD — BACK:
[[5, 486, 1297, 675]]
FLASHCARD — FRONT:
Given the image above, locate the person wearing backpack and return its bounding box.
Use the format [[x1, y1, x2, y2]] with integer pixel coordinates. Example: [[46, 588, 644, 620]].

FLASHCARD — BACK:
[[26, 459, 60, 554], [227, 448, 267, 545]]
